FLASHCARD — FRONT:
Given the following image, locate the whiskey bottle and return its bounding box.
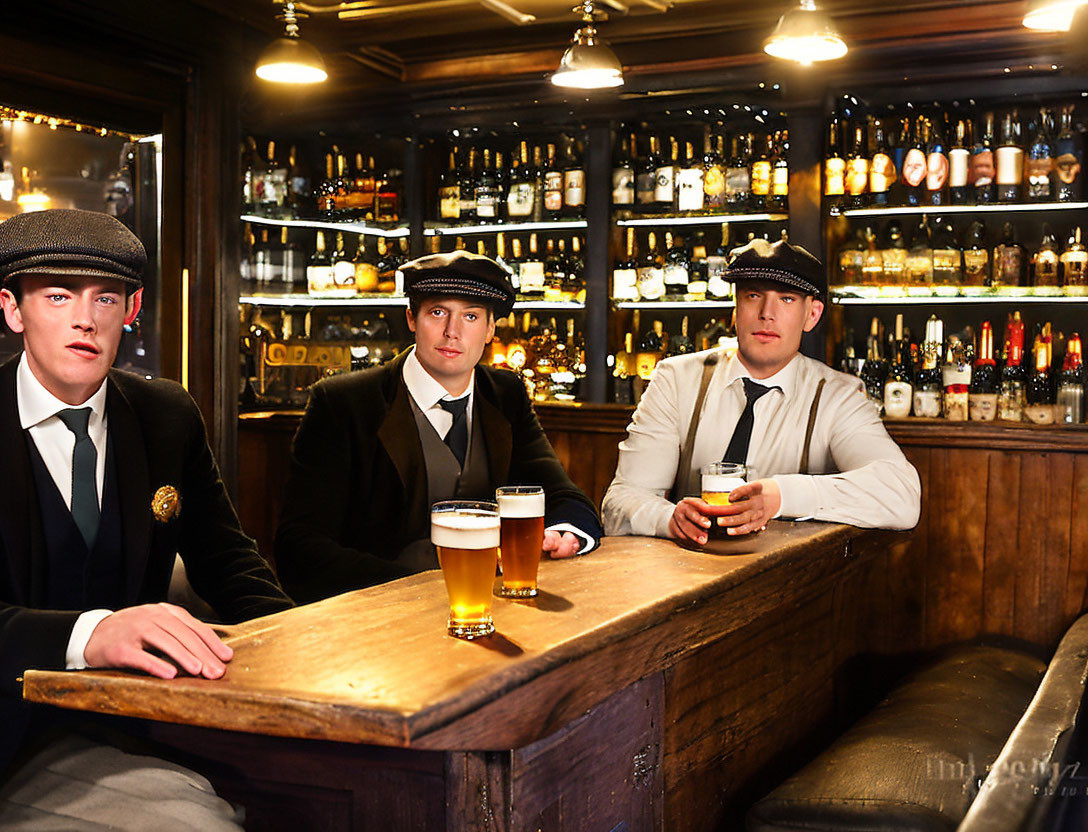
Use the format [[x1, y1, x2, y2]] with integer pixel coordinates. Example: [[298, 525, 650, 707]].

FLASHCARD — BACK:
[[968, 321, 999, 421], [869, 120, 895, 207], [931, 219, 962, 286], [375, 163, 400, 222], [771, 130, 790, 212], [838, 228, 866, 286], [883, 314, 913, 418], [750, 133, 773, 211], [474, 148, 500, 221], [306, 230, 335, 297], [636, 231, 666, 300], [962, 220, 989, 287], [353, 153, 376, 220], [669, 315, 695, 356], [613, 227, 639, 301], [253, 228, 273, 287], [996, 111, 1024, 203], [531, 145, 546, 222], [637, 320, 667, 379], [284, 145, 309, 219], [925, 115, 949, 206], [971, 112, 997, 204], [375, 237, 398, 294], [316, 152, 337, 219], [948, 119, 971, 205], [861, 226, 883, 285], [704, 132, 727, 210], [544, 238, 568, 302], [824, 116, 845, 204], [881, 220, 908, 285], [332, 152, 352, 221], [913, 314, 944, 418], [687, 232, 709, 300], [1031, 224, 1060, 289], [1061, 226, 1088, 292], [1055, 105, 1082, 202], [1057, 332, 1085, 423], [637, 135, 660, 212], [351, 235, 378, 293], [998, 311, 1027, 421], [543, 143, 563, 218], [992, 222, 1025, 288], [1026, 109, 1055, 202], [519, 233, 546, 298], [844, 122, 869, 209], [901, 116, 927, 207], [507, 141, 535, 219], [905, 215, 934, 286]]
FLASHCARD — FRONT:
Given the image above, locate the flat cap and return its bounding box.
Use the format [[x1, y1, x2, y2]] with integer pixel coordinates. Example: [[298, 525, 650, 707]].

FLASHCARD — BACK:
[[724, 238, 826, 299], [0, 208, 147, 288], [401, 250, 515, 316]]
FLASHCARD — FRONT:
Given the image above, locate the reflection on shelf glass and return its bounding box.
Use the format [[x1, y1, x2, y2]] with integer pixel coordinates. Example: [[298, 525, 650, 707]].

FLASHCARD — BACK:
[[838, 202, 1088, 218], [615, 213, 788, 227], [241, 214, 410, 238], [240, 293, 409, 308], [424, 219, 588, 236], [613, 300, 735, 309]]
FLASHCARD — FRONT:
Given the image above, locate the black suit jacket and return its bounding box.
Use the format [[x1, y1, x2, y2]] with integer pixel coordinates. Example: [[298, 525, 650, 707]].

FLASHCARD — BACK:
[[275, 350, 603, 604], [0, 356, 292, 771]]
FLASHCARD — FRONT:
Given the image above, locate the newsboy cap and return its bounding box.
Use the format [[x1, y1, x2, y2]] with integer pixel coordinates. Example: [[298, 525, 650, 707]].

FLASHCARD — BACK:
[[402, 250, 516, 316], [724, 238, 827, 299], [0, 209, 147, 289]]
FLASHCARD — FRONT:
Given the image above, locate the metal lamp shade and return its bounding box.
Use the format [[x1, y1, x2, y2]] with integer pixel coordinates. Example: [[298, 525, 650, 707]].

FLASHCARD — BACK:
[[256, 36, 329, 84], [763, 0, 848, 64], [1023, 0, 1087, 30], [551, 24, 624, 88]]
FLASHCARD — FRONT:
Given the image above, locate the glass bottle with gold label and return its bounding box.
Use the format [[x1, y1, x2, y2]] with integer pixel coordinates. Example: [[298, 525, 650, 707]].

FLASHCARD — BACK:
[[613, 228, 639, 301], [862, 226, 884, 285], [869, 120, 895, 207], [942, 335, 972, 421], [969, 321, 999, 421], [1060, 226, 1088, 293], [837, 227, 866, 286], [914, 315, 944, 418], [931, 219, 962, 287], [881, 221, 908, 285], [824, 116, 845, 205], [1055, 105, 1082, 202], [1031, 224, 1060, 291], [519, 233, 546, 299], [703, 132, 727, 210], [1025, 327, 1055, 424], [992, 222, 1025, 288], [883, 314, 913, 418], [438, 147, 461, 220], [846, 123, 870, 209], [771, 130, 789, 212], [906, 216, 934, 286], [750, 134, 773, 211], [351, 235, 378, 294], [962, 220, 989, 287]]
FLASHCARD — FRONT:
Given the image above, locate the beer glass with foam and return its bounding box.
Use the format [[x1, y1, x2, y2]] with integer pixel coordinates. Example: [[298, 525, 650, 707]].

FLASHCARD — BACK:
[[700, 462, 747, 539], [431, 500, 500, 639], [496, 486, 545, 597]]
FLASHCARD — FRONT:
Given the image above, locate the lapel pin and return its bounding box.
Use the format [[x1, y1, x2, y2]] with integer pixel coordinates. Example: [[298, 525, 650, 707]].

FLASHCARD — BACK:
[[151, 485, 181, 522]]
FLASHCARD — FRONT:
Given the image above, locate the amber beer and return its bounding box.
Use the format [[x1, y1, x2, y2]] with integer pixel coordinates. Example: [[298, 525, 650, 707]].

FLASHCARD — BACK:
[[496, 486, 545, 597], [431, 500, 500, 639], [700, 462, 747, 539]]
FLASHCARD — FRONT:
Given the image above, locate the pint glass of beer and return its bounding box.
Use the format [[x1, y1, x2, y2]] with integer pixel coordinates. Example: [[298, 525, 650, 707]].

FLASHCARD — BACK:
[[496, 486, 545, 598], [700, 462, 747, 539], [431, 500, 500, 639]]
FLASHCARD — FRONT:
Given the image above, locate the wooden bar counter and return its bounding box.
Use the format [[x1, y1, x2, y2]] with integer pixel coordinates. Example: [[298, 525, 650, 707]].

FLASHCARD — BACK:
[[23, 525, 910, 831]]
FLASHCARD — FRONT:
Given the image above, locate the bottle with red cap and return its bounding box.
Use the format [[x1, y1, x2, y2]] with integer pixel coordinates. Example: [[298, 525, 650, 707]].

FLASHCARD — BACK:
[[969, 321, 999, 421], [998, 311, 1027, 422]]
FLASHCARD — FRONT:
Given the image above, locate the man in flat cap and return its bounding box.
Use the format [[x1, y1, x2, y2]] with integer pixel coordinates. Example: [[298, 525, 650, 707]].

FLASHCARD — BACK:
[[603, 238, 920, 542], [275, 249, 602, 603], [0, 208, 292, 828]]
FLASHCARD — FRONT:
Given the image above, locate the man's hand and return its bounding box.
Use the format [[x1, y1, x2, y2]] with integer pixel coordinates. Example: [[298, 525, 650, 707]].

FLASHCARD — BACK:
[[83, 603, 234, 680], [668, 497, 716, 545], [543, 529, 581, 559], [713, 478, 782, 536]]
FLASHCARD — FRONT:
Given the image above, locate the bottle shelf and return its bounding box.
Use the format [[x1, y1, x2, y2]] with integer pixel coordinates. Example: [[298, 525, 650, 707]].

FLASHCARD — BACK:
[[512, 300, 585, 309], [242, 214, 410, 238], [423, 219, 588, 236], [837, 202, 1088, 219], [241, 293, 408, 308], [830, 289, 1088, 305], [615, 212, 788, 227], [613, 300, 735, 309]]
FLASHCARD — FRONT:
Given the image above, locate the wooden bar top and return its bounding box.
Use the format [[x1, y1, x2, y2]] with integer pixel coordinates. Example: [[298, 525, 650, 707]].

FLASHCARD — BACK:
[[23, 524, 884, 752]]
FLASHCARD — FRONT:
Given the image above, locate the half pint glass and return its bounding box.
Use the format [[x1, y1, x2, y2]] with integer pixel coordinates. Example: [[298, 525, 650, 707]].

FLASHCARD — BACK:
[[700, 462, 747, 539], [432, 500, 500, 639], [497, 486, 545, 597]]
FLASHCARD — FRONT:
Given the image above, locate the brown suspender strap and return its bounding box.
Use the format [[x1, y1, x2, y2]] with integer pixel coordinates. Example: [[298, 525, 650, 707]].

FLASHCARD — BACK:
[[799, 378, 826, 475], [669, 352, 720, 502]]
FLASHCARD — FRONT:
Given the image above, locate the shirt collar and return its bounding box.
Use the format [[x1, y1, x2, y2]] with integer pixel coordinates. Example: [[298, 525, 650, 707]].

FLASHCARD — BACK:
[[16, 351, 108, 430], [723, 351, 801, 399], [402, 346, 474, 410]]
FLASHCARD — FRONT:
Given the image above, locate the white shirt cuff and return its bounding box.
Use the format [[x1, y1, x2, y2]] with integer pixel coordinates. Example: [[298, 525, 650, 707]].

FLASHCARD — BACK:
[[772, 474, 821, 521], [66, 609, 113, 670], [546, 523, 596, 554]]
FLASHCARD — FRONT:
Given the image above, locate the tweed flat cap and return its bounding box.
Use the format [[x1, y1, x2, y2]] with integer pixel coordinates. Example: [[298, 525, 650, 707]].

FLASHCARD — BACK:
[[0, 209, 147, 288], [724, 238, 827, 299], [402, 250, 515, 316]]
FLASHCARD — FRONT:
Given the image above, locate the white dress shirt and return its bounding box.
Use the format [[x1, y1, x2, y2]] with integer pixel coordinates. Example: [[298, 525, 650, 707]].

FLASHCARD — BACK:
[[16, 354, 113, 670], [602, 348, 922, 538], [402, 347, 592, 553]]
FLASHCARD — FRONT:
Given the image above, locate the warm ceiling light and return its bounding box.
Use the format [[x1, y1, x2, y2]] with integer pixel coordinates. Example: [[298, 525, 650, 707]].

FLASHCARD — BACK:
[[256, 2, 328, 84], [1023, 0, 1087, 30], [764, 0, 848, 66], [551, 1, 624, 89]]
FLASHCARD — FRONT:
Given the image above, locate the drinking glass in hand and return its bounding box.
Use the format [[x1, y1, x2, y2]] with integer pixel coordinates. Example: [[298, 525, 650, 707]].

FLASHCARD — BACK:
[[431, 500, 500, 639], [700, 462, 748, 539], [496, 486, 545, 598]]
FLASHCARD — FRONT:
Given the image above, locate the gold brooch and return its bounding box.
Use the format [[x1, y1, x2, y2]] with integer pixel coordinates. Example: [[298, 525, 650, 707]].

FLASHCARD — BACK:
[[151, 485, 181, 522]]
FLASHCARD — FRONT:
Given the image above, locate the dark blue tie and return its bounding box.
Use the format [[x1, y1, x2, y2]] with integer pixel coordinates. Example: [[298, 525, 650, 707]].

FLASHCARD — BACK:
[[723, 378, 776, 464], [56, 407, 99, 549], [438, 397, 469, 468]]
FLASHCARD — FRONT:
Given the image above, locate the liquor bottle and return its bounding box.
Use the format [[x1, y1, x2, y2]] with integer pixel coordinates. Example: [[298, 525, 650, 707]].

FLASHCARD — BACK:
[[377, 164, 400, 222], [971, 112, 997, 204], [996, 111, 1024, 203], [637, 320, 667, 379], [562, 137, 586, 217], [475, 148, 500, 221], [725, 134, 750, 211], [1062, 226, 1088, 291], [281, 227, 304, 288], [613, 227, 639, 301], [771, 130, 789, 212], [519, 233, 546, 298], [948, 119, 971, 205], [844, 123, 869, 209], [990, 222, 1024, 288], [438, 148, 461, 220], [1026, 109, 1054, 202], [884, 314, 913, 418], [567, 236, 586, 301], [687, 232, 709, 300], [869, 120, 895, 206], [962, 220, 989, 287], [253, 228, 273, 287], [750, 134, 773, 211], [329, 233, 356, 297], [1031, 224, 1060, 289], [505, 235, 523, 293], [924, 116, 949, 206], [703, 131, 727, 210], [860, 317, 888, 411], [931, 219, 962, 286], [1057, 332, 1085, 423], [667, 316, 694, 356], [508, 141, 535, 219], [544, 238, 568, 302], [1026, 328, 1055, 423], [543, 143, 563, 218], [316, 152, 337, 219], [663, 232, 690, 298], [914, 314, 944, 418], [706, 223, 732, 301], [881, 221, 908, 284], [612, 331, 636, 405], [240, 224, 256, 288], [352, 153, 376, 220], [1055, 105, 1082, 202], [676, 141, 705, 213], [375, 237, 398, 293], [493, 151, 507, 219], [888, 116, 909, 206], [636, 231, 666, 300], [259, 140, 286, 217], [612, 132, 636, 207], [332, 152, 352, 221], [531, 144, 546, 222], [824, 116, 845, 204], [356, 234, 382, 293], [999, 312, 1027, 421], [242, 136, 260, 213], [968, 321, 999, 421], [901, 116, 927, 206], [637, 135, 660, 211], [905, 215, 934, 286], [460, 146, 478, 221], [655, 137, 678, 210], [284, 145, 309, 219], [861, 226, 883, 285], [306, 230, 335, 297], [942, 335, 972, 421]]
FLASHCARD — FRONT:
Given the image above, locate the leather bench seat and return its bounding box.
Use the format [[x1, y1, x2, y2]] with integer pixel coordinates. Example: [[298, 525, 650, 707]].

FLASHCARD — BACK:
[[747, 645, 1047, 832]]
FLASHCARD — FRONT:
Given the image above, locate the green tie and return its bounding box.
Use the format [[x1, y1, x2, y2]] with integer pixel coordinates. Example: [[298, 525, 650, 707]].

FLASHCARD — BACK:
[[56, 407, 100, 549]]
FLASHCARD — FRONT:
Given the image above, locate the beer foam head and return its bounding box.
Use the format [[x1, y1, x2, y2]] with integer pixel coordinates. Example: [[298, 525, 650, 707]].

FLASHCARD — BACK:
[[431, 510, 500, 549], [497, 491, 545, 518], [702, 474, 746, 494]]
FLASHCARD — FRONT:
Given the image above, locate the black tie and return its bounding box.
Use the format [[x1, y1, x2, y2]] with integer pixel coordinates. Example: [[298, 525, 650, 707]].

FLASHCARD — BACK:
[[56, 407, 100, 549], [438, 397, 469, 468], [722, 378, 776, 464]]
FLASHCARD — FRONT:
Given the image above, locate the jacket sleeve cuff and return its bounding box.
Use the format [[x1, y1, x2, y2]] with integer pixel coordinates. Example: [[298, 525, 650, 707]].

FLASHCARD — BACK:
[[545, 523, 597, 554], [773, 474, 820, 521], [66, 609, 113, 670]]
